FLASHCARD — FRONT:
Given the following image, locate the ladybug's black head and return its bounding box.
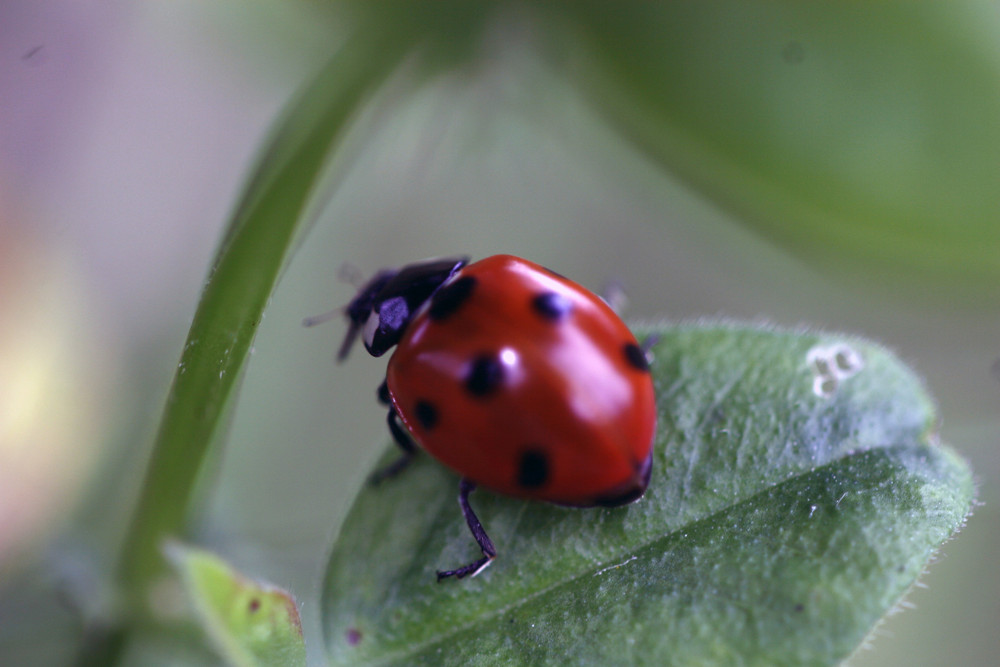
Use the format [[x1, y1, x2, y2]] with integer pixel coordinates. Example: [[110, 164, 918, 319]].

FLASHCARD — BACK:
[[337, 256, 468, 360]]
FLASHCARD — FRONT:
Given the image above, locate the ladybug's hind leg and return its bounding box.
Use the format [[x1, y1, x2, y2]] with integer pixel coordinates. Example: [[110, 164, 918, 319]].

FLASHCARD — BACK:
[[436, 479, 497, 581], [639, 333, 660, 363]]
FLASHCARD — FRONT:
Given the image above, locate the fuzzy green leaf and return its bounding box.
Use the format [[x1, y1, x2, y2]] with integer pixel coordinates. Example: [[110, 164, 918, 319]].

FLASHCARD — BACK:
[[322, 322, 973, 666], [167, 544, 305, 667]]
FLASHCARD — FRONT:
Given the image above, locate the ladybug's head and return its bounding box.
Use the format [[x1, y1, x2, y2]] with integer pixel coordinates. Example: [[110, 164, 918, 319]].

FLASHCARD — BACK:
[[336, 270, 395, 360], [337, 256, 469, 361]]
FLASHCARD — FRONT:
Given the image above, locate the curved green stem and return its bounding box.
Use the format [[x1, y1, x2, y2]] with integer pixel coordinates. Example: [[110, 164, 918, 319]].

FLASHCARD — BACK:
[[110, 15, 419, 637]]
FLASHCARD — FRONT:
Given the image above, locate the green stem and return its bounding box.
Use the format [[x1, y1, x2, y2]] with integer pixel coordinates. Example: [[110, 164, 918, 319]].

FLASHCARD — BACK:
[[108, 15, 418, 636]]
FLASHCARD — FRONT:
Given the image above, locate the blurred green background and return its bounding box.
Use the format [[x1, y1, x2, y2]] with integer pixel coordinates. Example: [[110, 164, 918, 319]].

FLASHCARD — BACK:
[[0, 1, 996, 665]]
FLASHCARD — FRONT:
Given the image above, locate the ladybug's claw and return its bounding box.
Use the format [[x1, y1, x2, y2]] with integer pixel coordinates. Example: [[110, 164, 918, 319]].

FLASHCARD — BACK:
[[436, 555, 493, 581]]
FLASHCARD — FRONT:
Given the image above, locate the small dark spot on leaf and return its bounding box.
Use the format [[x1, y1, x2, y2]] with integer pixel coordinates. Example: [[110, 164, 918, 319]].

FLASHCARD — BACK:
[[812, 356, 832, 376], [346, 628, 362, 646], [782, 41, 805, 64], [248, 598, 261, 613], [794, 603, 805, 613]]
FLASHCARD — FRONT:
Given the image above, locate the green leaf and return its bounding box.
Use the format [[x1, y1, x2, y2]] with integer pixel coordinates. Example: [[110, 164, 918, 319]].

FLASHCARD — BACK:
[[548, 2, 1000, 298], [321, 322, 973, 666], [167, 544, 305, 667]]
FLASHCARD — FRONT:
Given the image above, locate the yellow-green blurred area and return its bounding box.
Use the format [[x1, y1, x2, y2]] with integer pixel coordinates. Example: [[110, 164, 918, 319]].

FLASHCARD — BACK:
[[0, 1, 996, 665]]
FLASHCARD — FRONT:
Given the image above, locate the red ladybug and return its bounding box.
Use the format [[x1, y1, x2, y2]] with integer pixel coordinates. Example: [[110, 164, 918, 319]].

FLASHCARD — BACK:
[[331, 255, 657, 580]]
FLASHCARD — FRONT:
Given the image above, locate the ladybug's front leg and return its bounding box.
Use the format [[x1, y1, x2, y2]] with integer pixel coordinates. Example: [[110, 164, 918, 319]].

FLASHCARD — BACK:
[[436, 479, 497, 581], [368, 380, 418, 484]]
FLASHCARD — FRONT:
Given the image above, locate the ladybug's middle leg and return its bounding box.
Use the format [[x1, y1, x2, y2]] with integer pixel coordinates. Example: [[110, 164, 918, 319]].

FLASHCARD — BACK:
[[368, 380, 418, 484], [640, 333, 660, 363], [436, 479, 497, 581]]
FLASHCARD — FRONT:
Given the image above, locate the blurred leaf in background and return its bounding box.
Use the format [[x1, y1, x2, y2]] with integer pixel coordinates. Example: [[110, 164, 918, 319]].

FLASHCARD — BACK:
[[545, 1, 1000, 300], [168, 543, 306, 667]]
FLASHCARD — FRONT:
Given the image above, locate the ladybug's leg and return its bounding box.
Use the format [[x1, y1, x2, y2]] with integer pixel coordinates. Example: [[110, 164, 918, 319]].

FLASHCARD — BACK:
[[436, 479, 497, 581], [376, 379, 391, 405], [640, 333, 660, 361], [368, 405, 417, 484], [600, 280, 628, 315]]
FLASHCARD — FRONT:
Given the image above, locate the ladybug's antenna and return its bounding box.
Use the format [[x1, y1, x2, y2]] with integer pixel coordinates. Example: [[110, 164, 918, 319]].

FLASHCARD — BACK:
[[302, 263, 376, 362], [302, 261, 371, 327], [600, 279, 628, 315], [306, 268, 398, 363], [302, 303, 365, 362], [302, 305, 359, 362], [302, 308, 341, 328]]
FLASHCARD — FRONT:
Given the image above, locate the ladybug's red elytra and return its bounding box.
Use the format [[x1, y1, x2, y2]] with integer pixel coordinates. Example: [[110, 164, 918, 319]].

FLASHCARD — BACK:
[[328, 254, 657, 581]]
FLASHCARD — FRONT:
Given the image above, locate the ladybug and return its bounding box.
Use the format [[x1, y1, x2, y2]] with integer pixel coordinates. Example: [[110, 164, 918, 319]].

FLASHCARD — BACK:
[[329, 254, 657, 580]]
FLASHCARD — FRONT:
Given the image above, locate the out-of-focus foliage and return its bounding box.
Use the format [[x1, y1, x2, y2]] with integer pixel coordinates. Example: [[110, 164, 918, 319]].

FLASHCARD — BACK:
[[168, 544, 305, 667], [345, 1, 1000, 299]]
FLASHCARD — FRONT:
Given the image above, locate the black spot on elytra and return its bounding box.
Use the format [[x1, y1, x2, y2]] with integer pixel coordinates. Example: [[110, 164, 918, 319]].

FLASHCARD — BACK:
[[429, 276, 476, 321], [531, 292, 573, 321], [517, 449, 550, 488], [594, 451, 653, 507], [414, 400, 438, 430], [465, 353, 504, 396], [623, 342, 650, 372]]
